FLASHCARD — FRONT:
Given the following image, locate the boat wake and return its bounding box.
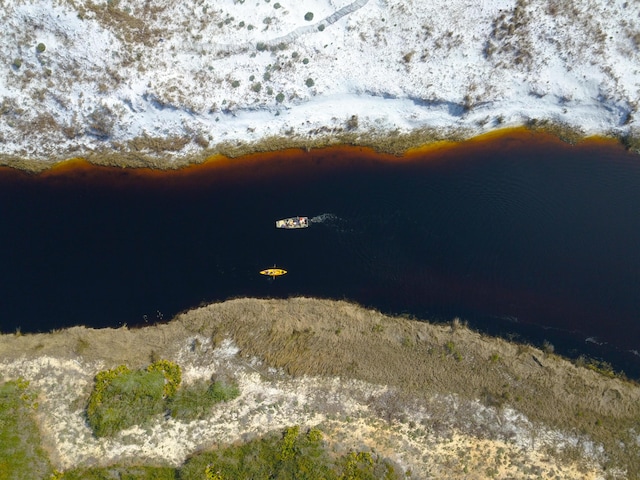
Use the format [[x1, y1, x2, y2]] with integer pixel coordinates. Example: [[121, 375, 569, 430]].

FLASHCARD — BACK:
[[309, 213, 339, 224], [309, 213, 357, 234]]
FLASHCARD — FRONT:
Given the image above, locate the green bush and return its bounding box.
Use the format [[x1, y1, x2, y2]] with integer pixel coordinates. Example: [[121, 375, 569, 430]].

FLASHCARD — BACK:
[[12, 58, 22, 69], [178, 425, 401, 480], [304, 12, 314, 21], [168, 380, 240, 421], [275, 92, 285, 103], [59, 466, 176, 479], [87, 361, 238, 435], [36, 42, 46, 53], [208, 379, 241, 402], [169, 379, 239, 421], [305, 78, 315, 87], [0, 380, 53, 479], [87, 366, 166, 437], [169, 381, 211, 421], [147, 359, 182, 398]]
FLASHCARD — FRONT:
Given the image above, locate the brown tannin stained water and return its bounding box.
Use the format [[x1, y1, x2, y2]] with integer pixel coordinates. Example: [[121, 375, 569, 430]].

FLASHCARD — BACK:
[[1, 129, 640, 377]]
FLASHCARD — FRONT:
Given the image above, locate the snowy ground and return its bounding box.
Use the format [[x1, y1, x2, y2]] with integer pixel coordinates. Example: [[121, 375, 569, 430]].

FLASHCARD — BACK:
[[1, 0, 639, 164]]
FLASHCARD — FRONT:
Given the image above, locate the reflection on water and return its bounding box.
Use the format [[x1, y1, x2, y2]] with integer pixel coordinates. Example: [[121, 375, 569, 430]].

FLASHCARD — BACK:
[[1, 130, 639, 378]]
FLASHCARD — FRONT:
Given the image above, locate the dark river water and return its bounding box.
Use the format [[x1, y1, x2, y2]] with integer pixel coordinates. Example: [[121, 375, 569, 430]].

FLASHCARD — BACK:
[[1, 129, 640, 378]]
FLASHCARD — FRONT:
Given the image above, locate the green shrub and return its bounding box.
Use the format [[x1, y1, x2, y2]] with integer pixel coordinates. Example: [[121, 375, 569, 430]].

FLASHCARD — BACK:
[[208, 379, 240, 402], [251, 82, 262, 93], [169, 381, 211, 421], [178, 425, 400, 480], [302, 57, 309, 64], [231, 80, 240, 88], [59, 466, 176, 479], [12, 58, 22, 69], [87, 366, 166, 437], [318, 24, 325, 31], [0, 380, 53, 479], [147, 359, 182, 398], [169, 378, 240, 421], [305, 78, 314, 87], [36, 42, 46, 53], [275, 92, 285, 103], [304, 11, 314, 21]]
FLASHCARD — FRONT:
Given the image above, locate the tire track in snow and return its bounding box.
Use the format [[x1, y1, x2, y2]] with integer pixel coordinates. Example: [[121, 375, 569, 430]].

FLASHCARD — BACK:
[[264, 0, 370, 47]]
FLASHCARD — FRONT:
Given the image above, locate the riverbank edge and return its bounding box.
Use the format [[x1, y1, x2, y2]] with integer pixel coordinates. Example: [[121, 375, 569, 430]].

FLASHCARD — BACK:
[[2, 122, 639, 174]]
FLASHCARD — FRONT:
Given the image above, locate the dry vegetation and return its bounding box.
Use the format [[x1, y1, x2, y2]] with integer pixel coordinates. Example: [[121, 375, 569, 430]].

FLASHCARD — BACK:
[[2, 0, 639, 168], [1, 297, 638, 478]]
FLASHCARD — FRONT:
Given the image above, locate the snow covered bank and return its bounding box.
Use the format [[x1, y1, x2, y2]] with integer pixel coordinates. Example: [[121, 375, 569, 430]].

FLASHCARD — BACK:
[[1, 0, 639, 165]]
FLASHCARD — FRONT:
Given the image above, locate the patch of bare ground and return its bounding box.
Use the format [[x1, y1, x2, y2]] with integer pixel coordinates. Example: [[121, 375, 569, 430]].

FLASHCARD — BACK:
[[0, 297, 637, 477]]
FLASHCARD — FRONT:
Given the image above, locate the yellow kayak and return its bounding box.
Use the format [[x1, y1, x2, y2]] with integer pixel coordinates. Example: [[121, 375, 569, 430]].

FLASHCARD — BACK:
[[260, 267, 287, 278]]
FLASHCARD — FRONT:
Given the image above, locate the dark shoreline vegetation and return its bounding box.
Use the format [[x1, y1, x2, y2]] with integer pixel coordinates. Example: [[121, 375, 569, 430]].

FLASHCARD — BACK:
[[1, 297, 640, 479], [0, 124, 639, 173]]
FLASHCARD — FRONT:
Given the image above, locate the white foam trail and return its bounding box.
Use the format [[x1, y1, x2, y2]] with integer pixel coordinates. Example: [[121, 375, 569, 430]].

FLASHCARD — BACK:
[[310, 213, 339, 224]]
